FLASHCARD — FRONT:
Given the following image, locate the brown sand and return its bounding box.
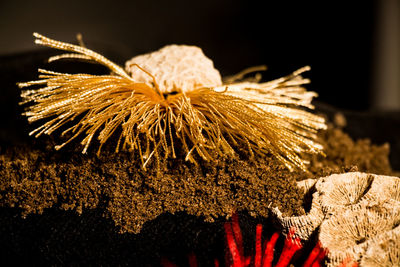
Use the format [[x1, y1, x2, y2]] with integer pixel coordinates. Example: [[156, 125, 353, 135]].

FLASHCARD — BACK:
[[296, 122, 393, 181], [0, 119, 393, 234]]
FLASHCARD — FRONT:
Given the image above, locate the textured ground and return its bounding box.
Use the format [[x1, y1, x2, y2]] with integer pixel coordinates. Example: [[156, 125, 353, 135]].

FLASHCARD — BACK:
[[0, 122, 393, 234]]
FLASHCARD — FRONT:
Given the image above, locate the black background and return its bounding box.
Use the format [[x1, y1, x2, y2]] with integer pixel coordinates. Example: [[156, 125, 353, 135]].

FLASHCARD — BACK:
[[0, 0, 378, 110]]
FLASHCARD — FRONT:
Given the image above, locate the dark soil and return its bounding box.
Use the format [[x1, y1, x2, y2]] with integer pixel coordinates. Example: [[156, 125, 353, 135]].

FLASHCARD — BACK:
[[297, 119, 393, 180], [0, 117, 393, 234]]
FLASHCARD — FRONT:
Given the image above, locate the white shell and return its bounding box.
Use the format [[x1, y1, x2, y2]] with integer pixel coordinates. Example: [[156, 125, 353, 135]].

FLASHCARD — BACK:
[[272, 172, 400, 266], [272, 181, 324, 240], [316, 172, 375, 212], [125, 45, 222, 94], [360, 224, 400, 267], [272, 200, 324, 240], [320, 205, 400, 266]]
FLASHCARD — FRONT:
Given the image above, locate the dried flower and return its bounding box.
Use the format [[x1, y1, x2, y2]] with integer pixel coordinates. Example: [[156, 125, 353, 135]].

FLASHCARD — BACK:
[[19, 33, 326, 170]]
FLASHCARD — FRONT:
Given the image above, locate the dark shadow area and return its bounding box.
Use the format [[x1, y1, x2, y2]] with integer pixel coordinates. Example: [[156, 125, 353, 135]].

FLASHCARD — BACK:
[[0, 0, 378, 111], [0, 208, 227, 266]]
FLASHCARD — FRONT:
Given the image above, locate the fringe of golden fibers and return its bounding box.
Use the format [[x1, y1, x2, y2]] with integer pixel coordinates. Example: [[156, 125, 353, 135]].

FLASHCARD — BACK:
[[19, 33, 326, 171], [187, 88, 325, 170], [32, 33, 131, 80]]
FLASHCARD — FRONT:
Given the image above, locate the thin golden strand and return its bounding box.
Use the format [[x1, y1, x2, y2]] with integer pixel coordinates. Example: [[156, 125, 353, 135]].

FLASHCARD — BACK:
[[19, 33, 327, 171]]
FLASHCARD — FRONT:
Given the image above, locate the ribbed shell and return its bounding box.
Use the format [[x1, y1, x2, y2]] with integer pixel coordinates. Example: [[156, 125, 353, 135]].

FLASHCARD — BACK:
[[272, 172, 400, 266], [320, 205, 400, 266], [360, 224, 400, 267], [316, 173, 375, 212]]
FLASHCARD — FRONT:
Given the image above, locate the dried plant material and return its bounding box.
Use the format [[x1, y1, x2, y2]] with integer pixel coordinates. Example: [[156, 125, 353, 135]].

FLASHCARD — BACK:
[[18, 33, 326, 171], [360, 224, 400, 267]]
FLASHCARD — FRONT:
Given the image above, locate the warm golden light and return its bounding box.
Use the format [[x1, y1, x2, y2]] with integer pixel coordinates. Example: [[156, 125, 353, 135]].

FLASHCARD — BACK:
[[19, 33, 326, 171]]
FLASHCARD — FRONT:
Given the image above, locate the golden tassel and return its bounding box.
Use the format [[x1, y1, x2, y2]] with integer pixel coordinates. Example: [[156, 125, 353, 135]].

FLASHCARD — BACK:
[[19, 33, 326, 171]]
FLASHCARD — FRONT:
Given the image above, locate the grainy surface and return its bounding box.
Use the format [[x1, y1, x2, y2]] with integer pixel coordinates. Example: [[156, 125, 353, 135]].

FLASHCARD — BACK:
[[0, 124, 393, 234], [0, 135, 302, 234], [297, 122, 394, 180]]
